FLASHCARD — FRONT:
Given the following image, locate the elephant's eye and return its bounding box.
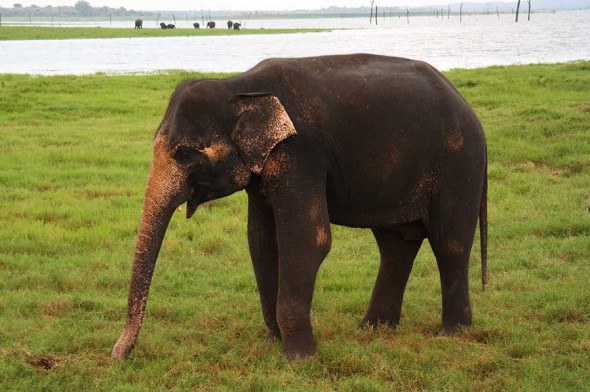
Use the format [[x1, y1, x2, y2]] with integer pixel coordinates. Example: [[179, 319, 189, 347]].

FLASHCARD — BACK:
[[174, 146, 196, 165]]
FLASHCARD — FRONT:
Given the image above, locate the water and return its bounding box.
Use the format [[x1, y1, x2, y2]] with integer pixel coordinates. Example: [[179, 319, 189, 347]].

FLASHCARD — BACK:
[[1, 11, 589, 75]]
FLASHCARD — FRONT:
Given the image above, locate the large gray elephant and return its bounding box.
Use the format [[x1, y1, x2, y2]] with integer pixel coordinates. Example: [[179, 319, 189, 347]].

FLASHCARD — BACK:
[[112, 54, 488, 361], [134, 19, 142, 29]]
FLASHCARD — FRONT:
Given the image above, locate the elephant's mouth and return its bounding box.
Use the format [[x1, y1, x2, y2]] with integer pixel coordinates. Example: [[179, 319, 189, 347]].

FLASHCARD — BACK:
[[185, 183, 210, 219]]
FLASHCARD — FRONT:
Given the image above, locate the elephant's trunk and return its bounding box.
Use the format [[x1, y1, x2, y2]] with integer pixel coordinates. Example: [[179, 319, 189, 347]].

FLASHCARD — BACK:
[[112, 137, 185, 360]]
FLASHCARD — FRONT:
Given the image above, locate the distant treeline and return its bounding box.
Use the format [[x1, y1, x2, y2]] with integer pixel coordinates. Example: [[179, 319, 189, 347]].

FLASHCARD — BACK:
[[1, 1, 141, 17]]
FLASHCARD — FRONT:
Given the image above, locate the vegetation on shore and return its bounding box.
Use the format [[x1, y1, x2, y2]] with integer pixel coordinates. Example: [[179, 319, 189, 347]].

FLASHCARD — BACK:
[[0, 26, 332, 41], [0, 62, 589, 390]]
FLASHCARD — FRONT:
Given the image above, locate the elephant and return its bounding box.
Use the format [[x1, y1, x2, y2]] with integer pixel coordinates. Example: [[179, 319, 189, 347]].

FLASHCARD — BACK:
[[167, 24, 176, 29], [159, 22, 167, 29], [233, 23, 241, 31], [193, 22, 200, 29], [227, 20, 233, 29], [134, 19, 142, 29], [111, 54, 488, 361], [207, 21, 216, 29]]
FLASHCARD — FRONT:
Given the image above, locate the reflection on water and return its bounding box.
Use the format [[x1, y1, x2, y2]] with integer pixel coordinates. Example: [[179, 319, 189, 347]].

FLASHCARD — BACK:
[[1, 11, 589, 75]]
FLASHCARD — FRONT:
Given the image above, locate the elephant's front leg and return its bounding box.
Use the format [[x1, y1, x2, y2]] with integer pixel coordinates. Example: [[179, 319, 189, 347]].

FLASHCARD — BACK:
[[271, 184, 331, 360], [247, 192, 281, 340]]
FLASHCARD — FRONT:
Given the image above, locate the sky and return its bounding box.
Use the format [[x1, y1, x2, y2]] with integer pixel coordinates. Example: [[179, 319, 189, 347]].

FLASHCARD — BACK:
[[0, 1, 509, 11]]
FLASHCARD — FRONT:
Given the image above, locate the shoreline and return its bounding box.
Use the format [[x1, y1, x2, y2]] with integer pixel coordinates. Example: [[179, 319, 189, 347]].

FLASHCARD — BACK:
[[0, 25, 333, 41], [0, 59, 588, 77]]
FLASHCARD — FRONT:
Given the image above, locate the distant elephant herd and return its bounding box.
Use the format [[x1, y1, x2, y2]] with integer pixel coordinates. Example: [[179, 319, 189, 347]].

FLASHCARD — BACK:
[[134, 18, 241, 30]]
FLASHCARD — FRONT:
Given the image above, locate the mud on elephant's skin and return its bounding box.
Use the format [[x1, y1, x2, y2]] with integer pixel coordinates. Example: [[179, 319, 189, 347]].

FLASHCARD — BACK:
[[112, 54, 488, 361]]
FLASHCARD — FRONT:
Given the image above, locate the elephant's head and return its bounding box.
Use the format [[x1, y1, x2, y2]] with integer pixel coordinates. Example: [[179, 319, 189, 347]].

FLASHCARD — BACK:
[[111, 81, 297, 360]]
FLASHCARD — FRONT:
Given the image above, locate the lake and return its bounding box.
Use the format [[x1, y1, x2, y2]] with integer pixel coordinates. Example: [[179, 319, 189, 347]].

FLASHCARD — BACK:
[[1, 11, 589, 75]]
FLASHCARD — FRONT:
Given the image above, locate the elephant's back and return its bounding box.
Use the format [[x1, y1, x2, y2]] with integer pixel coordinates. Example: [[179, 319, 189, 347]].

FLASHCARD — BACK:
[[241, 54, 486, 227]]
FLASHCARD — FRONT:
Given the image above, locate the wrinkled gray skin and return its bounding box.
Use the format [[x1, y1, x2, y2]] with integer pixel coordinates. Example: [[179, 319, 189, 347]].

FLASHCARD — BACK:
[[112, 54, 488, 361]]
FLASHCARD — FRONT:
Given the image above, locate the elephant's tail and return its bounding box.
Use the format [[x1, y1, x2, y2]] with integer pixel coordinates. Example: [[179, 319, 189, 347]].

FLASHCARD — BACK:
[[480, 160, 488, 291]]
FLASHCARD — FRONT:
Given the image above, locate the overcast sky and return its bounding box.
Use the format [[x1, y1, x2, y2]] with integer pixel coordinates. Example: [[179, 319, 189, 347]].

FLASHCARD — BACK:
[[0, 1, 509, 11]]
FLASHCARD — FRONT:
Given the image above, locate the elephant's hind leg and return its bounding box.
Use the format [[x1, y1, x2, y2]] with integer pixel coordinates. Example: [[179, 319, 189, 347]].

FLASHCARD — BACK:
[[360, 228, 423, 329], [429, 236, 474, 333], [428, 192, 480, 333]]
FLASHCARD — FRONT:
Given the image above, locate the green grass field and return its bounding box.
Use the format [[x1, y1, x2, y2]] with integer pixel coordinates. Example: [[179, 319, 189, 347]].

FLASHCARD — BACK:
[[0, 26, 332, 41], [0, 62, 589, 390]]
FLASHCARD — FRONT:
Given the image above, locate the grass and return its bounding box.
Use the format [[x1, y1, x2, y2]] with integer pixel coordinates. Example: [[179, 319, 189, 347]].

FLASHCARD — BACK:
[[0, 62, 589, 390], [0, 26, 332, 41]]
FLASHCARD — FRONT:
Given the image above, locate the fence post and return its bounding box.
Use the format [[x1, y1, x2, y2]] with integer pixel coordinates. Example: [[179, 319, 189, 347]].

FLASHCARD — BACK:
[[528, 0, 532, 21]]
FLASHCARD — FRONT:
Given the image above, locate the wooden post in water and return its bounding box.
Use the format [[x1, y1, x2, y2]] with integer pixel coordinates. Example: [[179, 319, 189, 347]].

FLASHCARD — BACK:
[[406, 6, 410, 24], [516, 0, 521, 22], [528, 0, 532, 21], [173, 13, 176, 25], [369, 0, 375, 24], [375, 6, 378, 25]]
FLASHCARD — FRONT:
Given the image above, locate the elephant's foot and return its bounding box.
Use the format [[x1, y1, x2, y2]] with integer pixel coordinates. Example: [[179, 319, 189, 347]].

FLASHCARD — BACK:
[[439, 319, 471, 336], [282, 333, 316, 361], [359, 313, 400, 330], [282, 331, 317, 361]]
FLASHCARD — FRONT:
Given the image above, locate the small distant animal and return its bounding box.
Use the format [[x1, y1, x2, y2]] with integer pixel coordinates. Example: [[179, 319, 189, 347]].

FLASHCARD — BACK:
[[227, 20, 233, 29], [160, 22, 168, 29], [233, 23, 241, 31], [167, 24, 176, 29], [134, 19, 143, 29], [193, 22, 200, 29], [207, 21, 216, 29]]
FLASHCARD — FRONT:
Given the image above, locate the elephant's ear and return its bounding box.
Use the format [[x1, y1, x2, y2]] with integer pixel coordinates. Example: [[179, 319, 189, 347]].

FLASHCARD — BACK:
[[230, 93, 297, 175]]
